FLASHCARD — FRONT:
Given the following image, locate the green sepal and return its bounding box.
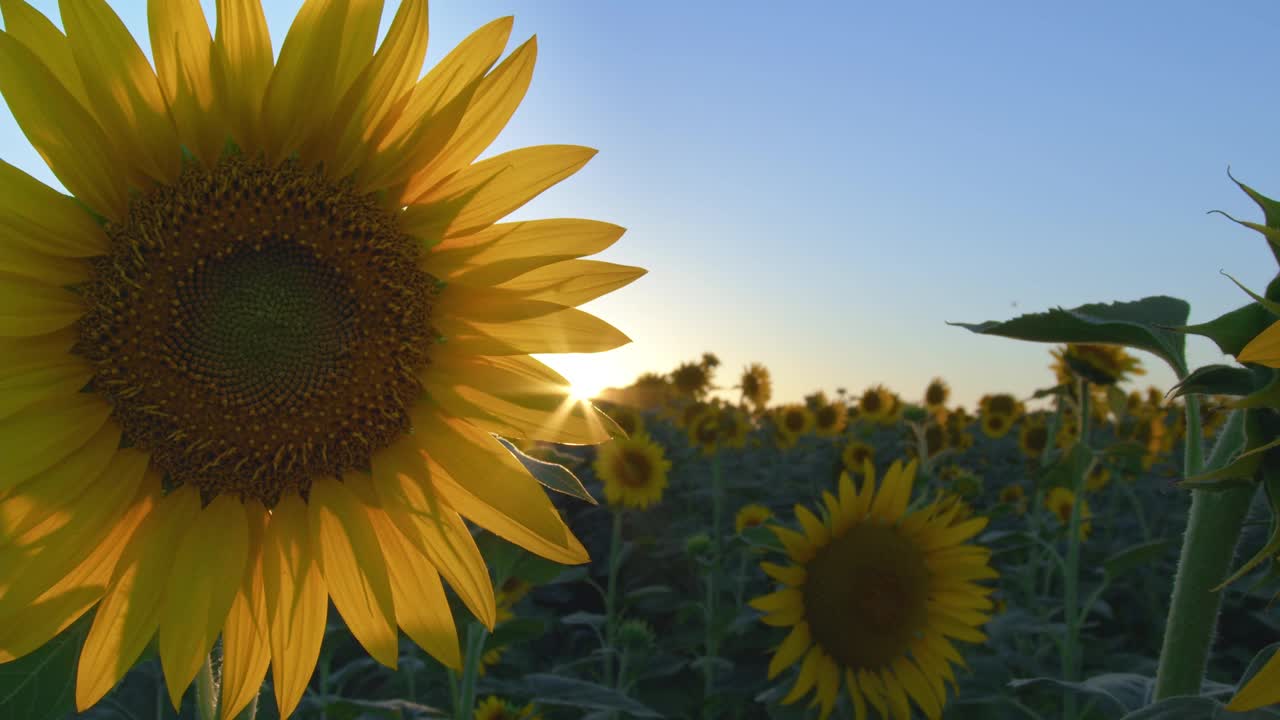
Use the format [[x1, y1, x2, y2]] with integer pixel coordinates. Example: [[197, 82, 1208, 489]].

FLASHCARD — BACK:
[[1221, 272, 1280, 318], [496, 437, 597, 504], [950, 296, 1190, 375], [1227, 369, 1280, 409], [1223, 169, 1280, 267], [1170, 364, 1260, 399], [1211, 464, 1275, 591], [1176, 302, 1276, 357]]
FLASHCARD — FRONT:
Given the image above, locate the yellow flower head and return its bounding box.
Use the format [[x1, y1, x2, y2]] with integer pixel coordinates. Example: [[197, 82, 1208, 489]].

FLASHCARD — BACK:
[[978, 393, 1023, 421], [857, 385, 894, 423], [1018, 417, 1049, 459], [750, 460, 997, 719], [594, 433, 671, 510], [1052, 343, 1145, 386], [979, 411, 1014, 439], [740, 362, 773, 411], [675, 400, 713, 430], [775, 404, 816, 448], [1086, 462, 1111, 492], [922, 421, 950, 457], [923, 377, 950, 413], [716, 405, 752, 449], [999, 484, 1027, 514], [841, 440, 876, 476], [475, 694, 541, 719], [671, 361, 713, 399], [735, 503, 774, 534], [688, 410, 722, 455], [813, 400, 848, 437], [1045, 487, 1093, 540], [0, 2, 638, 714]]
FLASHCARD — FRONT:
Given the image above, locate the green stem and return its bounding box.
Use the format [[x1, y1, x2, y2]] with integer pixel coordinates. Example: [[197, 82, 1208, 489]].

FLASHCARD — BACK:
[[1184, 394, 1205, 476], [604, 508, 625, 688], [1153, 409, 1253, 700], [195, 653, 218, 720], [703, 453, 724, 716], [1061, 380, 1090, 720], [455, 622, 489, 720]]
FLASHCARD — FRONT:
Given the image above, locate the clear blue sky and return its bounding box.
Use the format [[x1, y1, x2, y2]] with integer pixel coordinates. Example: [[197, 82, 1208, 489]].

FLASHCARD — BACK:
[[5, 1, 1280, 408]]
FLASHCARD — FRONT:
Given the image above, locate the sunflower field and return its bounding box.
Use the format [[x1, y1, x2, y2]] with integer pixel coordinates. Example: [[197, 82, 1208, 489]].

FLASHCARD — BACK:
[[3, 1, 1280, 720]]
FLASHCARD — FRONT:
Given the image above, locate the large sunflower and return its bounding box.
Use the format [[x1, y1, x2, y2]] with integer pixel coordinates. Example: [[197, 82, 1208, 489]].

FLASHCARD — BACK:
[[751, 460, 997, 719], [0, 1, 640, 716], [593, 433, 670, 510]]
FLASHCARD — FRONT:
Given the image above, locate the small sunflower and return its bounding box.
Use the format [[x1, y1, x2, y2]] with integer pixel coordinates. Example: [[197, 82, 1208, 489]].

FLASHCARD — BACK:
[[921, 421, 949, 458], [736, 504, 774, 534], [857, 385, 894, 423], [998, 484, 1027, 514], [474, 695, 541, 720], [0, 1, 636, 715], [1045, 488, 1092, 540], [751, 459, 997, 719], [593, 433, 671, 510], [923, 378, 950, 414], [496, 576, 533, 609], [1051, 343, 1145, 386], [979, 412, 1013, 439], [675, 400, 713, 430], [740, 362, 774, 411], [1056, 414, 1082, 450], [813, 399, 849, 437], [688, 410, 722, 456], [878, 392, 905, 426], [978, 393, 1022, 421], [1085, 463, 1111, 492], [775, 404, 816, 448], [717, 406, 752, 449], [671, 360, 713, 399], [841, 440, 876, 476], [1017, 418, 1049, 459]]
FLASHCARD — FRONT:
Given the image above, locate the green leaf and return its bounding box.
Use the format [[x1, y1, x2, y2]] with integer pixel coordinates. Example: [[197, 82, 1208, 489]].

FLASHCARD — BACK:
[[1239, 643, 1280, 694], [0, 614, 89, 720], [1177, 302, 1275, 357], [1117, 697, 1220, 719], [1170, 365, 1260, 399], [950, 296, 1190, 375], [1222, 272, 1280, 318], [1107, 385, 1129, 419], [519, 673, 663, 717], [1042, 443, 1094, 491], [496, 436, 597, 504], [1178, 451, 1261, 490], [306, 696, 448, 720], [1222, 170, 1280, 267], [1008, 673, 1152, 714], [486, 617, 547, 649], [1103, 539, 1171, 580]]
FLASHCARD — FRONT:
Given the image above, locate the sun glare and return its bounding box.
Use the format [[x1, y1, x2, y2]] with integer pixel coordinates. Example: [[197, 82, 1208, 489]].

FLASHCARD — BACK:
[[539, 354, 616, 403]]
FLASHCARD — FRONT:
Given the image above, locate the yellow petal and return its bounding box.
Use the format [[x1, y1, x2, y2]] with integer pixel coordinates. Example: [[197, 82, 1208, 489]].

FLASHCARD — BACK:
[[1238, 320, 1280, 367], [212, 0, 272, 154], [400, 36, 537, 203], [816, 655, 841, 719], [413, 145, 597, 239], [0, 487, 152, 663], [0, 275, 83, 337], [0, 421, 118, 543], [308, 477, 399, 668], [781, 646, 822, 705], [893, 656, 942, 720], [880, 667, 913, 720], [1228, 648, 1280, 711], [0, 0, 89, 108], [220, 505, 271, 720], [262, 494, 328, 720], [371, 466, 497, 629], [759, 561, 806, 588], [767, 621, 811, 680], [0, 32, 131, 218], [0, 393, 111, 495], [0, 241, 89, 286], [0, 329, 76, 376], [368, 507, 461, 669], [495, 260, 646, 308], [76, 485, 200, 711], [794, 505, 829, 546], [424, 219, 626, 280], [261, 0, 383, 163], [749, 588, 802, 615], [436, 284, 568, 324], [857, 669, 890, 719], [0, 159, 108, 257], [870, 460, 914, 522], [148, 0, 223, 168], [60, 0, 181, 184], [0, 361, 93, 422], [769, 525, 815, 564], [159, 495, 249, 709], [445, 308, 630, 356], [324, 0, 429, 178], [846, 670, 869, 720]]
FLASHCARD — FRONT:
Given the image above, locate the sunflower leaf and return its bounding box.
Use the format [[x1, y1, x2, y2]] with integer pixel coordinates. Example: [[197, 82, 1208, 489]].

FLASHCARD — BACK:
[[1103, 539, 1172, 581], [1170, 365, 1261, 399], [0, 613, 88, 720], [1176, 302, 1275, 357], [950, 296, 1190, 375], [496, 436, 597, 504]]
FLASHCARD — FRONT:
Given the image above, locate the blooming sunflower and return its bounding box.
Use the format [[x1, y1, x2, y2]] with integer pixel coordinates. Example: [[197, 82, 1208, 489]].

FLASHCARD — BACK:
[[750, 459, 997, 719], [998, 484, 1026, 514], [1085, 462, 1111, 492], [601, 403, 644, 438], [812, 397, 848, 437], [1017, 418, 1049, 459], [688, 409, 722, 455], [921, 421, 949, 458], [978, 393, 1022, 421], [593, 433, 670, 510], [736, 503, 773, 534], [923, 378, 949, 414], [717, 405, 752, 449], [671, 360, 713, 399], [775, 404, 816, 448], [0, 1, 640, 716], [740, 362, 773, 412], [857, 385, 893, 423], [1045, 488, 1092, 540], [1051, 343, 1145, 386], [474, 695, 542, 720], [978, 411, 1013, 439], [842, 440, 875, 476]]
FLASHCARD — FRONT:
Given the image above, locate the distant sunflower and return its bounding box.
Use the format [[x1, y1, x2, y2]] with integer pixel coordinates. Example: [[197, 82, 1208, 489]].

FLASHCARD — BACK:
[[1045, 488, 1092, 540], [751, 460, 997, 719], [1057, 415, 1082, 450], [671, 361, 713, 399], [878, 392, 905, 426], [0, 2, 637, 716], [717, 406, 752, 449], [676, 401, 713, 430], [858, 385, 894, 423], [736, 504, 774, 534], [923, 378, 950, 414], [776, 404, 816, 448], [688, 410, 722, 456], [813, 401, 848, 437], [603, 404, 644, 438], [594, 433, 670, 510], [1086, 463, 1111, 492], [1018, 418, 1049, 459], [740, 362, 774, 411], [474, 695, 542, 720], [922, 422, 949, 458], [979, 393, 1022, 421], [841, 441, 876, 476], [979, 412, 1013, 439], [1051, 343, 1145, 386], [998, 484, 1026, 514]]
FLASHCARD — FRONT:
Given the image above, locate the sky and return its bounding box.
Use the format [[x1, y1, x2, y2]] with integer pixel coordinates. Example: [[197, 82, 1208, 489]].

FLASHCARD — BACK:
[[4, 1, 1280, 409]]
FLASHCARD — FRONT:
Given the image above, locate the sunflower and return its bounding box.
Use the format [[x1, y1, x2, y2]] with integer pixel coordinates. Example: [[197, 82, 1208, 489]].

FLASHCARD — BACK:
[[998, 484, 1027, 514], [813, 400, 848, 437], [923, 378, 950, 414], [878, 391, 905, 426], [978, 412, 1013, 439], [1085, 462, 1111, 492], [775, 404, 816, 448], [842, 441, 876, 476], [1045, 488, 1092, 540], [688, 410, 722, 456], [601, 403, 644, 438], [1056, 413, 1082, 450], [921, 421, 949, 458], [717, 405, 752, 449], [474, 695, 542, 720], [750, 460, 997, 719], [1051, 343, 1145, 386], [496, 576, 533, 609], [736, 503, 774, 535], [675, 400, 712, 430], [857, 385, 894, 423], [594, 433, 670, 510], [671, 360, 713, 399], [0, 2, 639, 715], [1017, 418, 1049, 459], [978, 393, 1022, 421], [740, 362, 773, 411]]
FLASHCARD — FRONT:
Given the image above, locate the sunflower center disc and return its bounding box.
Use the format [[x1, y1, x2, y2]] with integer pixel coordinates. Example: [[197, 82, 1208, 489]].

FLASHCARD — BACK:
[[615, 449, 654, 488], [803, 522, 930, 671], [76, 155, 436, 506]]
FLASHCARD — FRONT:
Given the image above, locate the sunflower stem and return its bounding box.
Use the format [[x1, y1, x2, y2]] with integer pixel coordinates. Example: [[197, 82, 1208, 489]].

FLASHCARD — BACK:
[[455, 622, 488, 720], [195, 653, 218, 720], [604, 508, 625, 689], [1184, 394, 1205, 476], [1154, 409, 1254, 700], [1060, 379, 1090, 720], [703, 452, 724, 715]]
